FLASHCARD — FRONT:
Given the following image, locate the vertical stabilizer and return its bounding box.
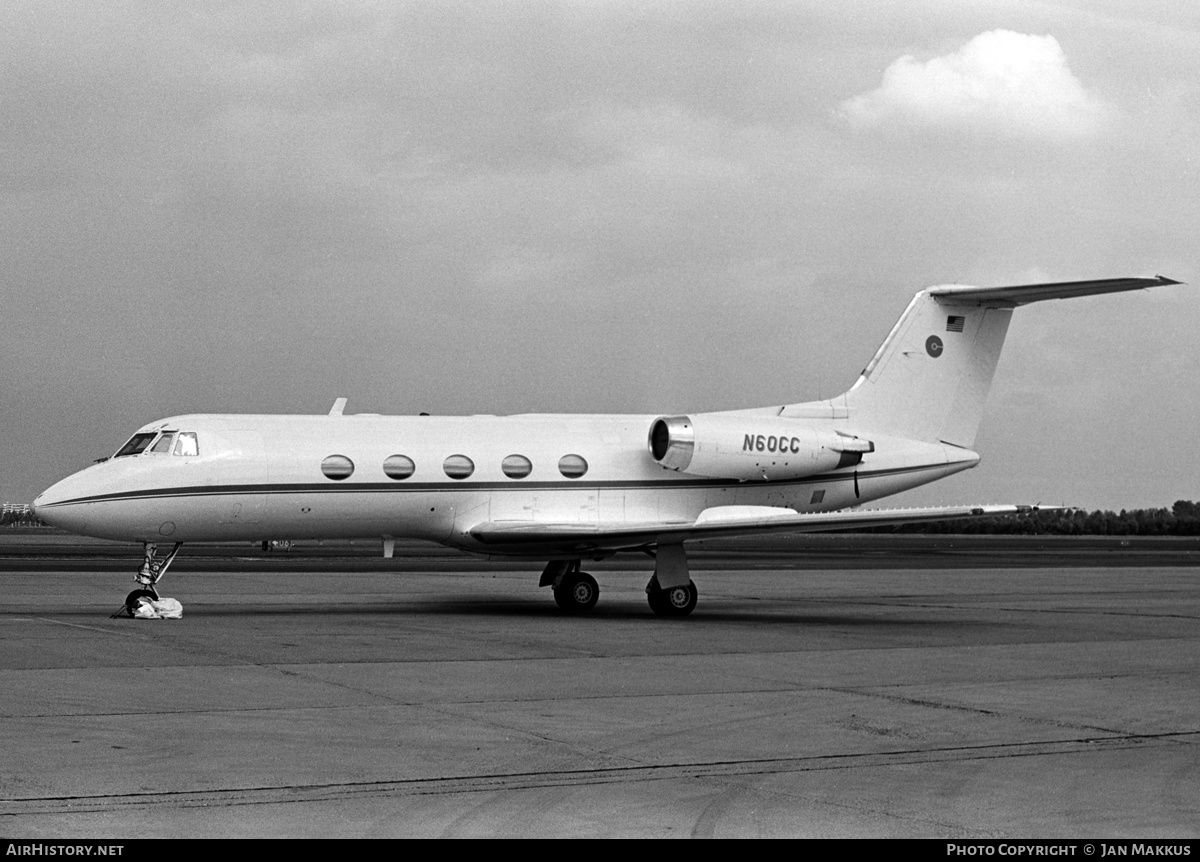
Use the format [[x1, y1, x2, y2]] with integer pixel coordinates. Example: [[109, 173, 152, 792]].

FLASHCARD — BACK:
[[841, 292, 1012, 448], [802, 276, 1181, 448]]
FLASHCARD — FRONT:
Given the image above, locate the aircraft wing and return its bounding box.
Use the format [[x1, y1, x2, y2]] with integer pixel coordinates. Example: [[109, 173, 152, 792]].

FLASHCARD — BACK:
[[468, 504, 1037, 556]]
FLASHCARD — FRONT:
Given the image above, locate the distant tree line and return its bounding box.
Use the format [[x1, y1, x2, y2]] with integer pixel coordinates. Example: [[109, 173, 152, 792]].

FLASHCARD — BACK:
[[1, 504, 44, 527], [870, 500, 1200, 536]]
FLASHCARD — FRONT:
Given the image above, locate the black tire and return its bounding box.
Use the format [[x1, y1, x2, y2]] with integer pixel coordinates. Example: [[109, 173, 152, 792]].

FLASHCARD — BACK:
[[124, 588, 159, 615], [553, 571, 599, 614], [646, 577, 697, 617], [645, 576, 666, 615]]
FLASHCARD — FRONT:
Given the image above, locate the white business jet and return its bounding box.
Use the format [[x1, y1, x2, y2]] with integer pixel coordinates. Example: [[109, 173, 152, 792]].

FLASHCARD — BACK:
[[34, 276, 1183, 617]]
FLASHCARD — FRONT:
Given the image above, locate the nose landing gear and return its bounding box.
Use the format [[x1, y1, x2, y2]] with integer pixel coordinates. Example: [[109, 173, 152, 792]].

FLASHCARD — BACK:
[[119, 542, 182, 616]]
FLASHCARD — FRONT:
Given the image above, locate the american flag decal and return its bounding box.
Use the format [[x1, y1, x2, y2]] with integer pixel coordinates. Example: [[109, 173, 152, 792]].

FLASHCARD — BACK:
[[946, 315, 966, 332]]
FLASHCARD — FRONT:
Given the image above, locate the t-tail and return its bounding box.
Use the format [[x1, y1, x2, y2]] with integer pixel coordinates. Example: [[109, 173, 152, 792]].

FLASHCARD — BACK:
[[786, 277, 1182, 448]]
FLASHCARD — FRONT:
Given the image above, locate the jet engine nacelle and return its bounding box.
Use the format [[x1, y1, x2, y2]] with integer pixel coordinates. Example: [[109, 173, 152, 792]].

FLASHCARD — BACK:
[[648, 414, 873, 481]]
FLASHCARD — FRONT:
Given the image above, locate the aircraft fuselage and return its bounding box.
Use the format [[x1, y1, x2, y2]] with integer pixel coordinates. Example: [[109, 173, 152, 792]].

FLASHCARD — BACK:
[[35, 412, 976, 555]]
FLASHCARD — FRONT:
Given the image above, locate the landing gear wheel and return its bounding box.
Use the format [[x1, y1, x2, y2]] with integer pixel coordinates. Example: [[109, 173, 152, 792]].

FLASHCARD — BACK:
[[124, 587, 159, 615], [553, 571, 599, 614], [646, 576, 697, 617], [645, 577, 667, 615]]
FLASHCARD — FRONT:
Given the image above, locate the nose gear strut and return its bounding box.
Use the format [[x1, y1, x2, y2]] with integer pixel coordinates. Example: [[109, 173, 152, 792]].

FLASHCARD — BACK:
[[137, 542, 182, 587], [116, 542, 183, 618]]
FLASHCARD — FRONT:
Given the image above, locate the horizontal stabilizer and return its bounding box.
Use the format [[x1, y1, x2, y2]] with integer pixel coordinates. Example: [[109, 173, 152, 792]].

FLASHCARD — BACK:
[[927, 276, 1181, 306]]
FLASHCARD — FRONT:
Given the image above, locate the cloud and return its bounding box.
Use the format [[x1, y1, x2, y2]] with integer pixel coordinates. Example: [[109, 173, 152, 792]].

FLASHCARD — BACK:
[[839, 30, 1108, 140]]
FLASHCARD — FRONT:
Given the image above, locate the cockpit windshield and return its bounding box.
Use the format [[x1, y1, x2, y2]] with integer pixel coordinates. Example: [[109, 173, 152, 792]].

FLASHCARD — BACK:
[[149, 432, 176, 454], [114, 433, 157, 458], [113, 430, 201, 459]]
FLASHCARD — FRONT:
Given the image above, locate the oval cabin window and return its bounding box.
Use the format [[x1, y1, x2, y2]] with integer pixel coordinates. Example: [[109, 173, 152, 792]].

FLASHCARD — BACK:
[[321, 454, 354, 480], [383, 454, 415, 480], [501, 454, 532, 479], [558, 454, 588, 479], [443, 454, 475, 480]]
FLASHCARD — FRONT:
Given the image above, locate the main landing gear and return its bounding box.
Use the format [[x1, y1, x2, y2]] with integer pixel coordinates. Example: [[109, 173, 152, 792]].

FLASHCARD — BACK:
[[539, 545, 699, 617], [541, 561, 599, 614], [645, 576, 698, 617], [644, 543, 697, 617], [122, 542, 182, 615]]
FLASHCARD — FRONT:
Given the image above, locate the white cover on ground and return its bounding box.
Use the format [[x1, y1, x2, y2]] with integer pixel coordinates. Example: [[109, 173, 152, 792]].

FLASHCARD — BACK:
[[133, 598, 183, 619]]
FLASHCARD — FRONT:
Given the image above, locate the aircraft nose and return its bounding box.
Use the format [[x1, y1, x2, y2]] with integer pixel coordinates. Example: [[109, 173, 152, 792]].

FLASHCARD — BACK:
[[33, 482, 64, 526], [33, 474, 92, 535], [32, 487, 54, 519], [34, 474, 72, 509]]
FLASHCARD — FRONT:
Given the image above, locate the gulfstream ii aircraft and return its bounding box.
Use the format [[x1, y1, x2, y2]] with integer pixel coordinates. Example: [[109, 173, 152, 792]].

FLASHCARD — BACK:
[[35, 276, 1183, 617]]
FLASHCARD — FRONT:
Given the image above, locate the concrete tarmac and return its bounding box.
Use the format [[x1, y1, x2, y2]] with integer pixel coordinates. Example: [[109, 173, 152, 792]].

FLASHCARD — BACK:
[[1, 556, 1198, 838]]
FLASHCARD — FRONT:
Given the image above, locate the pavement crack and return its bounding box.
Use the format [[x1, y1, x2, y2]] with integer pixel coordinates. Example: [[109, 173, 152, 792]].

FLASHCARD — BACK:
[[6, 732, 1197, 814]]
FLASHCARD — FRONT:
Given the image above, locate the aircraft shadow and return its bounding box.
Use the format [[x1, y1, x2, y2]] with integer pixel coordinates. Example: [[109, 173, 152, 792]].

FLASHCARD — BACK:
[[65, 601, 971, 628]]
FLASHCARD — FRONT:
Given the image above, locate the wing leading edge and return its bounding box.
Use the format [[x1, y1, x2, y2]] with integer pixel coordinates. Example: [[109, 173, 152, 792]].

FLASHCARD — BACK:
[[468, 504, 1038, 555]]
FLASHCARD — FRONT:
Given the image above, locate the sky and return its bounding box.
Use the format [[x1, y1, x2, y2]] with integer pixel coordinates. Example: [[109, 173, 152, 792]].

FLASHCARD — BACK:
[[2, 1, 1197, 511]]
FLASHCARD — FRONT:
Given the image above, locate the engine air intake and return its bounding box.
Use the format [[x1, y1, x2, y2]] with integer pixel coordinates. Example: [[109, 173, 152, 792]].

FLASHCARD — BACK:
[[648, 416, 695, 471]]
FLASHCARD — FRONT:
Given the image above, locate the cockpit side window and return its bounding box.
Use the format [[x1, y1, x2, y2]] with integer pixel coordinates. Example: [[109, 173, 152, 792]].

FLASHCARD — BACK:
[[114, 432, 157, 458], [149, 432, 177, 454], [173, 432, 199, 457]]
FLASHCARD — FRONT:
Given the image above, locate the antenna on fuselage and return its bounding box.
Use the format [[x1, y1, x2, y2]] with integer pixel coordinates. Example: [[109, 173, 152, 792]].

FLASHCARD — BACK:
[[329, 397, 348, 416]]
